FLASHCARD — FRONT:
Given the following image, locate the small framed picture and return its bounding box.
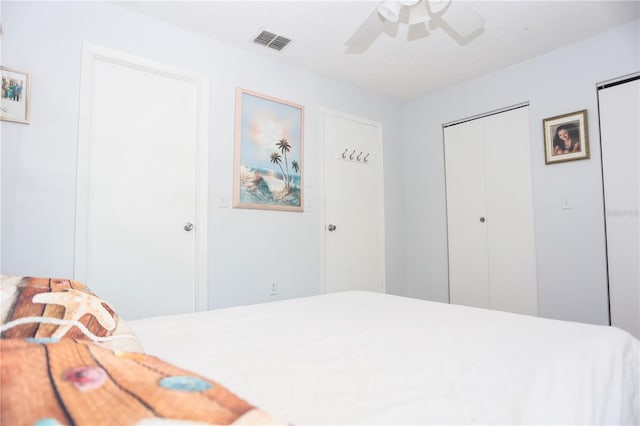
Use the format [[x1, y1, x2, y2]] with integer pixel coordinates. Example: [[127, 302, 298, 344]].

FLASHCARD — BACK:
[[233, 88, 304, 212], [543, 109, 589, 164], [1, 66, 30, 124]]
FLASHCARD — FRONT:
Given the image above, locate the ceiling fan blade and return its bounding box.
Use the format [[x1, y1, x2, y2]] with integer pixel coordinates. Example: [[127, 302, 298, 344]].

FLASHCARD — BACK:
[[407, 0, 429, 25], [345, 3, 385, 49], [435, 1, 486, 40], [378, 0, 402, 23]]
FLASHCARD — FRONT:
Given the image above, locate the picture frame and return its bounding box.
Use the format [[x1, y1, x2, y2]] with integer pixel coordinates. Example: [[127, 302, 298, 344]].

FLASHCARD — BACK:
[[1, 66, 30, 124], [543, 109, 589, 164], [233, 88, 304, 212]]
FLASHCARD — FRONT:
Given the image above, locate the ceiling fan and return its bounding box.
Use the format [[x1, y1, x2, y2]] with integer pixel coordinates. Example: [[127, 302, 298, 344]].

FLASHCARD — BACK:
[[345, 0, 486, 52]]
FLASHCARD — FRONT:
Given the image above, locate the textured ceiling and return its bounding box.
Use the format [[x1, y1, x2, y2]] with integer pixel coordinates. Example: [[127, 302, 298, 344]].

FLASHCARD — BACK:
[[117, 1, 640, 101]]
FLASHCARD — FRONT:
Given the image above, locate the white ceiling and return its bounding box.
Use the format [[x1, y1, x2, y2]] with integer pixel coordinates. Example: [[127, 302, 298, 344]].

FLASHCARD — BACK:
[[117, 1, 640, 101]]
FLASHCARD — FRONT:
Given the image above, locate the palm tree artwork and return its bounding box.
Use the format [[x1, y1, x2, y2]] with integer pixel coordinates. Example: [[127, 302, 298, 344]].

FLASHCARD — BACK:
[[235, 89, 303, 211], [241, 140, 301, 208]]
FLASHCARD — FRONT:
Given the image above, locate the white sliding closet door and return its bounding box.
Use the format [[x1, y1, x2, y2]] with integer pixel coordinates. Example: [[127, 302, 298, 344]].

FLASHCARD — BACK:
[[599, 76, 639, 339], [444, 118, 490, 308], [445, 106, 538, 316]]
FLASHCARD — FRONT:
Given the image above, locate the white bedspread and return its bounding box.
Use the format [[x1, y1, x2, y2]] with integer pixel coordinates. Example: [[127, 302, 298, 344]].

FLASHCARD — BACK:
[[130, 291, 639, 425]]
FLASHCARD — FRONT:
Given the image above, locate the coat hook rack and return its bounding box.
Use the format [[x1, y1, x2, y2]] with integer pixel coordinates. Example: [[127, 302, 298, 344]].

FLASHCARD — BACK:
[[339, 148, 370, 165]]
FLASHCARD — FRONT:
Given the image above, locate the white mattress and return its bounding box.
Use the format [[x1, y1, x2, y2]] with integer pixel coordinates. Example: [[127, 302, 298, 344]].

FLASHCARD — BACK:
[[130, 291, 639, 425]]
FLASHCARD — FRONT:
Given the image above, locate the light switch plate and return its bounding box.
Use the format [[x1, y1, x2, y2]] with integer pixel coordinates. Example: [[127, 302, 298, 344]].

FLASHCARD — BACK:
[[218, 193, 228, 208]]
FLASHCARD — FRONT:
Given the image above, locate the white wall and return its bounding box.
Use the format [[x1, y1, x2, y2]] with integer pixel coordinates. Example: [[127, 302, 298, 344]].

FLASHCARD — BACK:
[[401, 19, 640, 325], [0, 1, 406, 308], [3, 1, 638, 325]]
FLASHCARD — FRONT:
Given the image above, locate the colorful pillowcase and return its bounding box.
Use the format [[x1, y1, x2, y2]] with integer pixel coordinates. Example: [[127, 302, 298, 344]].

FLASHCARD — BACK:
[[0, 338, 284, 426], [0, 276, 144, 353]]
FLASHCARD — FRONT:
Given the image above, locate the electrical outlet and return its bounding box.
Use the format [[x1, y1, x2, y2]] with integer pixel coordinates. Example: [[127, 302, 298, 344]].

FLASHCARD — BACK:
[[270, 283, 278, 296]]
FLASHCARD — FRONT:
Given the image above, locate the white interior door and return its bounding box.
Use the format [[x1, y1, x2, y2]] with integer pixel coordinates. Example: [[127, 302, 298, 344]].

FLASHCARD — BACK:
[[599, 77, 640, 338], [323, 109, 385, 293], [445, 106, 538, 316], [75, 44, 209, 320]]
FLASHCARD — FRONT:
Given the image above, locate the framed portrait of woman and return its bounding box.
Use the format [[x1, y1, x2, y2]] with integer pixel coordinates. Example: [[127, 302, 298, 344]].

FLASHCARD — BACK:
[[543, 109, 589, 164]]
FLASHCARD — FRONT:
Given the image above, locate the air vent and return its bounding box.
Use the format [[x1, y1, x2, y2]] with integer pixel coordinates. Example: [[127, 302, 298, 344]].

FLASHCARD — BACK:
[[253, 30, 292, 51]]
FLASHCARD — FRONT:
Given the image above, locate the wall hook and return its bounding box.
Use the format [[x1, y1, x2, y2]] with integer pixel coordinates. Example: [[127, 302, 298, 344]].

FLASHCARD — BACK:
[[350, 150, 356, 160], [364, 153, 370, 163], [342, 148, 348, 159], [357, 152, 363, 161]]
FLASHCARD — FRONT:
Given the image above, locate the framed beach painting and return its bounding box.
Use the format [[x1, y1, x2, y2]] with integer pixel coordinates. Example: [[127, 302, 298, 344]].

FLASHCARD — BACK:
[[1, 66, 30, 124], [233, 88, 304, 212], [543, 109, 589, 164]]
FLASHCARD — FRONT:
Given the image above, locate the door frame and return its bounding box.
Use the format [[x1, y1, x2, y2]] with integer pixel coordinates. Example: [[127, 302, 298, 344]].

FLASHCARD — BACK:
[[74, 43, 209, 311], [320, 107, 386, 293]]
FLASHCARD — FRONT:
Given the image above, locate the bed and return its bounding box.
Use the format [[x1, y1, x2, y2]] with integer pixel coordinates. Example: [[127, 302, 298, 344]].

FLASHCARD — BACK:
[[2, 276, 639, 425], [131, 290, 639, 425]]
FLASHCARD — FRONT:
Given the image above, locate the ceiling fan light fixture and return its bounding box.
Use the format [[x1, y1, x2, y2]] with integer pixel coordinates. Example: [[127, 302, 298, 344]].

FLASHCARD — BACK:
[[427, 0, 450, 15], [408, 1, 429, 25], [378, 0, 402, 22]]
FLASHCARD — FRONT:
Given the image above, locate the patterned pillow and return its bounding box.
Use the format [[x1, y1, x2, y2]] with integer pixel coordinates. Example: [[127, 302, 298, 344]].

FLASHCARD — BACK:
[[0, 276, 144, 352], [0, 338, 285, 425]]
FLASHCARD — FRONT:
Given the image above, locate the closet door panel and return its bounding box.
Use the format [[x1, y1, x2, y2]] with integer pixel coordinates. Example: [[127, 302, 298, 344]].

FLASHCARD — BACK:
[[483, 108, 538, 316], [599, 78, 640, 338], [445, 106, 538, 316], [445, 119, 490, 309]]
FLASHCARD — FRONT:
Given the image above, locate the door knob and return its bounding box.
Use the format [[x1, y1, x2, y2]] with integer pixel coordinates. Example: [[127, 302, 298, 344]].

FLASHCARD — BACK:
[[184, 222, 194, 231], [328, 224, 336, 231], [479, 217, 485, 223]]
